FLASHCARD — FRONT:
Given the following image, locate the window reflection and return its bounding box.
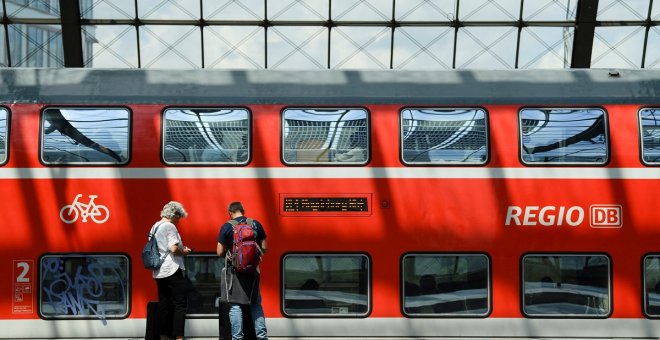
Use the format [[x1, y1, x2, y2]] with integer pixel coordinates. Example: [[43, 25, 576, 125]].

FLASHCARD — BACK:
[[184, 254, 224, 315], [39, 254, 130, 319], [522, 254, 610, 317], [644, 255, 660, 316], [163, 108, 250, 165], [282, 109, 369, 164], [402, 254, 489, 316], [520, 108, 608, 164], [640, 109, 660, 164], [401, 108, 488, 164], [282, 254, 370, 316], [41, 108, 130, 164], [0, 108, 7, 164]]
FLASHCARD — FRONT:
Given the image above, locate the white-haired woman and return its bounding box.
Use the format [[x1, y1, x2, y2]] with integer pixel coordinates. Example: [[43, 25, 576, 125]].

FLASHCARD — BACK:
[[151, 201, 192, 340]]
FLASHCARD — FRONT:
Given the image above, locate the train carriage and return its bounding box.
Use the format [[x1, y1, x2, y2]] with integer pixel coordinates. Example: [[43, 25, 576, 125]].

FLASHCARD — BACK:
[[0, 68, 659, 338]]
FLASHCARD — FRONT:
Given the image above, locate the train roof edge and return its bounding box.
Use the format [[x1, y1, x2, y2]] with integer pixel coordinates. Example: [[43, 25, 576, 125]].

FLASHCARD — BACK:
[[0, 68, 658, 105]]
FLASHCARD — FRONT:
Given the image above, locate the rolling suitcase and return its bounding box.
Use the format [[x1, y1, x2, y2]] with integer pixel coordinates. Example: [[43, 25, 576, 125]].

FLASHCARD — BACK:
[[145, 301, 159, 340]]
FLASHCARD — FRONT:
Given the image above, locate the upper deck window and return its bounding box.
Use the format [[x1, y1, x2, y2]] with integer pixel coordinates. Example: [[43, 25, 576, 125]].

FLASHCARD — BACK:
[[519, 108, 608, 165], [402, 253, 490, 316], [522, 254, 611, 317], [640, 108, 660, 165], [282, 108, 369, 165], [41, 108, 130, 165], [401, 108, 489, 165], [162, 108, 250, 165], [0, 108, 7, 164]]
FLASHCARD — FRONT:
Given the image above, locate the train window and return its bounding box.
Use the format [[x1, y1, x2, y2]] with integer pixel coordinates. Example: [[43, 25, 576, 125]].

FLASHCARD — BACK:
[[643, 255, 660, 317], [400, 108, 489, 165], [402, 254, 490, 317], [0, 108, 7, 164], [184, 254, 225, 316], [39, 254, 130, 320], [519, 108, 609, 165], [522, 254, 611, 317], [282, 108, 369, 165], [282, 253, 370, 317], [162, 108, 250, 165], [639, 108, 660, 165], [41, 108, 130, 165]]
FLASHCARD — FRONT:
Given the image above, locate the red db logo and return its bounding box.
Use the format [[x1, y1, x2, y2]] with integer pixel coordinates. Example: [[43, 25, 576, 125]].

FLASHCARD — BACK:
[[590, 205, 622, 228]]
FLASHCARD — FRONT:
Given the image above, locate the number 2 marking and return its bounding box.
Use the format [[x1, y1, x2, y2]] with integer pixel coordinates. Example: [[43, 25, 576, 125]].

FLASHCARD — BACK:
[[16, 262, 30, 283]]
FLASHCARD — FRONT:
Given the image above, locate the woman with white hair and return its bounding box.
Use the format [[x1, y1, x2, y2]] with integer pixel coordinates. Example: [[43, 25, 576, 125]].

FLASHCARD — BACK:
[[150, 201, 193, 340]]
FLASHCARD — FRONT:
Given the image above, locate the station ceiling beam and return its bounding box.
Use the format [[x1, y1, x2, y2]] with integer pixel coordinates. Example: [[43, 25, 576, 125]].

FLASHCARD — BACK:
[[571, 0, 599, 68], [58, 0, 83, 67]]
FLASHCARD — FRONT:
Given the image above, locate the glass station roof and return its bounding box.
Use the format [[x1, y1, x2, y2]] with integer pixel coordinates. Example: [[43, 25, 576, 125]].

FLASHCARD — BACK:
[[0, 0, 658, 69]]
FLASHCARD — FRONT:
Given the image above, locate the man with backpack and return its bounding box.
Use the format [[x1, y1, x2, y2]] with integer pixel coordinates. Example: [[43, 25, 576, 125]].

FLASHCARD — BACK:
[[217, 201, 268, 340]]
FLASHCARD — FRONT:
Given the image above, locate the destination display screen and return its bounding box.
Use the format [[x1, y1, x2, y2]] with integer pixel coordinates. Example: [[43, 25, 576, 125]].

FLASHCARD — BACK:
[[283, 197, 369, 212]]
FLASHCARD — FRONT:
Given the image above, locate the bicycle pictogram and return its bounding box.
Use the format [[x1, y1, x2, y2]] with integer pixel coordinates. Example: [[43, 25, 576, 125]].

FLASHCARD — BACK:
[[59, 194, 110, 224]]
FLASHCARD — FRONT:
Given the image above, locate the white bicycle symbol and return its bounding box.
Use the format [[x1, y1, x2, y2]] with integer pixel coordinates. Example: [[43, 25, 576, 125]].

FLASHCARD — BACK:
[[59, 194, 110, 224]]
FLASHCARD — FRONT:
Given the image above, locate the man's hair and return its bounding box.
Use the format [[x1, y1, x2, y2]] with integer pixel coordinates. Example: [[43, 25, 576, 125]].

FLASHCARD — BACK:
[[228, 201, 245, 215], [160, 201, 188, 219]]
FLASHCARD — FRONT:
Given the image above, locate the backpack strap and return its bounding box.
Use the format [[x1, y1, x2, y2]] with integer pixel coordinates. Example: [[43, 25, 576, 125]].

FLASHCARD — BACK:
[[150, 222, 171, 262], [227, 218, 254, 227], [224, 220, 238, 264], [224, 220, 241, 292]]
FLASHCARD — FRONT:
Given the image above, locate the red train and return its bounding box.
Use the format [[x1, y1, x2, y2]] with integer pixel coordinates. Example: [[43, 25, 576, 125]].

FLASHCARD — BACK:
[[0, 68, 659, 338]]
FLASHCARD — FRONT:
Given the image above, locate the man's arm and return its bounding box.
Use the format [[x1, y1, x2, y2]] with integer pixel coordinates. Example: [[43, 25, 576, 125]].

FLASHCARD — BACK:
[[259, 238, 268, 254], [217, 242, 227, 257]]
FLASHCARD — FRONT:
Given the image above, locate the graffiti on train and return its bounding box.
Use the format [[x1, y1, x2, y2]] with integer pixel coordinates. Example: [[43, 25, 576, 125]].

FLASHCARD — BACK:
[[40, 256, 128, 324]]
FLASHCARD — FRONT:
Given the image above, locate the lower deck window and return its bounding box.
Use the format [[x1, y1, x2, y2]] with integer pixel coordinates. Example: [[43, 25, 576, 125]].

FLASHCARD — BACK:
[[402, 254, 490, 316], [282, 253, 370, 317], [39, 254, 130, 320], [644, 255, 660, 317], [184, 254, 225, 315], [522, 254, 610, 317]]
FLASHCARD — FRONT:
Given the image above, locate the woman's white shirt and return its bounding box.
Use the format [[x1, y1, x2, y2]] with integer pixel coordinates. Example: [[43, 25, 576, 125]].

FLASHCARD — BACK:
[[151, 221, 186, 279]]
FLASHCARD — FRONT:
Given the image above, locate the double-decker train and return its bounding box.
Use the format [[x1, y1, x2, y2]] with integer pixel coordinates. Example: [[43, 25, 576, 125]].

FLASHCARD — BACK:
[[0, 68, 659, 339]]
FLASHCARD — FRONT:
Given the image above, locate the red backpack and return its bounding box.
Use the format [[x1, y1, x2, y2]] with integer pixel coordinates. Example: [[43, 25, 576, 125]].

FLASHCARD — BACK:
[[228, 218, 261, 273]]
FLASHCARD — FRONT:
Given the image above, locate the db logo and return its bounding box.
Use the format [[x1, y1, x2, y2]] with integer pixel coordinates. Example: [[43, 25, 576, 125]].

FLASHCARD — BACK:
[[505, 204, 623, 228], [590, 205, 622, 228]]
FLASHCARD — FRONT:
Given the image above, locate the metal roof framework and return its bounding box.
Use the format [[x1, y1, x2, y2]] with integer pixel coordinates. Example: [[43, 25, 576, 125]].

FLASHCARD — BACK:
[[0, 0, 658, 69]]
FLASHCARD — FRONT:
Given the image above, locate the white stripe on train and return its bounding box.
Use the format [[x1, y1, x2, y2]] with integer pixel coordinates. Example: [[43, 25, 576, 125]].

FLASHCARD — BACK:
[[0, 167, 658, 179], [2, 317, 660, 338]]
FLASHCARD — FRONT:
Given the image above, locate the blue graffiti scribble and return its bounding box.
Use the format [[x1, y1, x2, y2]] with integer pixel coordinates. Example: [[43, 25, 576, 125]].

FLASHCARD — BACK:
[[41, 257, 127, 325]]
